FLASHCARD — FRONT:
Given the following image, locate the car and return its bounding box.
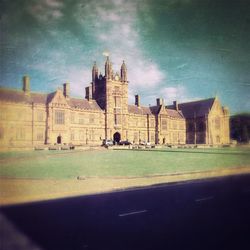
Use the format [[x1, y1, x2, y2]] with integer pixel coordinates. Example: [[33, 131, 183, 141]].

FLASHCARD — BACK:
[[102, 139, 114, 147], [119, 140, 132, 145], [140, 141, 151, 146]]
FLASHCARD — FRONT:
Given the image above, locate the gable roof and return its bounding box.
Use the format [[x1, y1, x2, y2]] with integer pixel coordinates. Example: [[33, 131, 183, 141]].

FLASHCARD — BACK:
[[128, 104, 184, 118], [67, 98, 103, 111], [167, 98, 215, 119], [128, 105, 153, 115], [0, 87, 103, 111]]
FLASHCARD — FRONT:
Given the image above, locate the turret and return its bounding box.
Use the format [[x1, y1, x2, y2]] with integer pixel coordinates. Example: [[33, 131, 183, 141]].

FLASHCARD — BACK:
[[92, 61, 98, 83], [120, 60, 127, 82], [105, 56, 112, 80]]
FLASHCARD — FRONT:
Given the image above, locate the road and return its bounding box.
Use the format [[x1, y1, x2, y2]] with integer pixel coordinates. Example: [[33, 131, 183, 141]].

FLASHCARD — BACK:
[[1, 174, 250, 250]]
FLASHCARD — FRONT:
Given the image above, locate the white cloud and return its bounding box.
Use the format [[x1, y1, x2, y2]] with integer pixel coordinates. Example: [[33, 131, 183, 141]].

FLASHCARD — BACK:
[[73, 0, 165, 95], [28, 0, 64, 22]]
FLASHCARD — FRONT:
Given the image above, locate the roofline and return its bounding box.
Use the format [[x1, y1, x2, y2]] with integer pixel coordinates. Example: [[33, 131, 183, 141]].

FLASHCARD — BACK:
[[177, 97, 216, 106]]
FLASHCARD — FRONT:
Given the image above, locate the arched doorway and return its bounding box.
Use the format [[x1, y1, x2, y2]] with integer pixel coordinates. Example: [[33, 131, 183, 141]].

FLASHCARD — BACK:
[[113, 132, 121, 144], [57, 135, 62, 144]]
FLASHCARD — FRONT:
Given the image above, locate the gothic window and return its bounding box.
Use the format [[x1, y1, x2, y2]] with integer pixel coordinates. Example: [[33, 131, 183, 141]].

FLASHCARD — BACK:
[[114, 86, 120, 93], [89, 114, 95, 124], [173, 132, 178, 142], [114, 114, 121, 125], [16, 128, 25, 140], [141, 132, 145, 141], [150, 119, 155, 128], [79, 114, 84, 124], [173, 121, 177, 130], [37, 111, 43, 122], [215, 117, 220, 130], [71, 131, 75, 141], [150, 133, 155, 143], [114, 96, 121, 107], [134, 132, 138, 142], [80, 131, 85, 141], [179, 122, 185, 130], [55, 110, 65, 124], [162, 119, 167, 130], [179, 133, 184, 143], [70, 112, 75, 124], [37, 130, 44, 141]]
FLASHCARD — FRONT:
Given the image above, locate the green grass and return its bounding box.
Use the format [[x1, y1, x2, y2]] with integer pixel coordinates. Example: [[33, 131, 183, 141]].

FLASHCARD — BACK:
[[0, 147, 250, 179]]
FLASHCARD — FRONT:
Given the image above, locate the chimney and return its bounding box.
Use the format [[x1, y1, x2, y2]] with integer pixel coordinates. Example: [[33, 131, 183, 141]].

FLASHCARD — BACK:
[[85, 86, 92, 100], [135, 94, 140, 107], [63, 83, 70, 98], [173, 101, 179, 111], [22, 75, 30, 94], [156, 98, 164, 106]]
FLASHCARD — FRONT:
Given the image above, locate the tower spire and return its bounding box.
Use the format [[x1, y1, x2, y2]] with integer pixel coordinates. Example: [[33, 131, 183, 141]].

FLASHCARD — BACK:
[[92, 61, 98, 83], [105, 56, 112, 79], [121, 60, 127, 82]]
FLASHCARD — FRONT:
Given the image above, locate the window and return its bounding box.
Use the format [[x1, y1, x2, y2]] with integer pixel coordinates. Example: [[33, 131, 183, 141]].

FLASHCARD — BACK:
[[134, 132, 138, 142], [80, 130, 85, 141], [37, 130, 44, 141], [150, 119, 155, 128], [150, 133, 155, 143], [55, 111, 65, 124], [71, 131, 75, 141], [79, 114, 84, 124], [215, 117, 220, 130], [70, 112, 75, 124], [179, 122, 185, 130], [114, 96, 121, 107], [114, 86, 120, 93], [89, 114, 95, 124], [16, 128, 25, 140], [173, 121, 177, 130], [162, 119, 167, 130], [37, 111, 43, 122], [114, 114, 121, 125]]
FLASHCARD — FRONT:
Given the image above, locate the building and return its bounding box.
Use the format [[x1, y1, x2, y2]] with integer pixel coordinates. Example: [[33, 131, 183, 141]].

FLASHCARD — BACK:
[[0, 57, 230, 150]]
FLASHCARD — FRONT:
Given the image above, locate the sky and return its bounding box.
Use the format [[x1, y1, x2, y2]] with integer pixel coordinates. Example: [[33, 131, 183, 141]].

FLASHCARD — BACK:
[[0, 0, 250, 114]]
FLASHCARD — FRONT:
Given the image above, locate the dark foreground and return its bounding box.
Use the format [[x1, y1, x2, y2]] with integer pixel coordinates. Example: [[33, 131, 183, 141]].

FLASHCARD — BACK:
[[1, 174, 250, 250]]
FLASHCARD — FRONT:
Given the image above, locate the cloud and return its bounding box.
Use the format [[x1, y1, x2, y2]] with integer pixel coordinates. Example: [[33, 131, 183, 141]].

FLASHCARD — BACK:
[[28, 0, 64, 22], [73, 0, 165, 95]]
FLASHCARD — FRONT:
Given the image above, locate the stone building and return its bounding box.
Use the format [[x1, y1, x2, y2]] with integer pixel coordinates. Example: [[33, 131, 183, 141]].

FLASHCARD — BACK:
[[0, 57, 230, 150]]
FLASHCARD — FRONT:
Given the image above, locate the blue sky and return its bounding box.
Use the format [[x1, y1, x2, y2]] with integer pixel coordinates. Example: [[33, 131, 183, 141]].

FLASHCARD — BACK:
[[1, 0, 250, 114]]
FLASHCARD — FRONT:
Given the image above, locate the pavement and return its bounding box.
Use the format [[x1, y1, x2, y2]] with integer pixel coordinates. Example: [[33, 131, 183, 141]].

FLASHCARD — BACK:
[[1, 173, 250, 250]]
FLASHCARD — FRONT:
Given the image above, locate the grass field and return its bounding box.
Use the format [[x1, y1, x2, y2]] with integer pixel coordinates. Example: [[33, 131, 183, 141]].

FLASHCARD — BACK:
[[0, 147, 250, 179]]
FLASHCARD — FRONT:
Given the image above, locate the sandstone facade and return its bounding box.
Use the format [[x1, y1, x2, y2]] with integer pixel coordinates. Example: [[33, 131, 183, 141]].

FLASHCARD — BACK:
[[0, 57, 230, 150]]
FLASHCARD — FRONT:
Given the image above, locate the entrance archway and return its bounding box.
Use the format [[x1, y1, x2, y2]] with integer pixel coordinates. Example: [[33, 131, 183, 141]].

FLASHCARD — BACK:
[[57, 135, 62, 144], [113, 132, 121, 144]]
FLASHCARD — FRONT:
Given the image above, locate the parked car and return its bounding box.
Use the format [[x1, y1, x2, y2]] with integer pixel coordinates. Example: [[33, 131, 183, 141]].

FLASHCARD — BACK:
[[102, 139, 114, 146], [119, 140, 132, 145], [140, 141, 151, 146]]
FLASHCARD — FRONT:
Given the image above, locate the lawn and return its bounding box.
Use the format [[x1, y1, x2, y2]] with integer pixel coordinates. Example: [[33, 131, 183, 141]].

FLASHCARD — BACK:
[[0, 147, 250, 180]]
